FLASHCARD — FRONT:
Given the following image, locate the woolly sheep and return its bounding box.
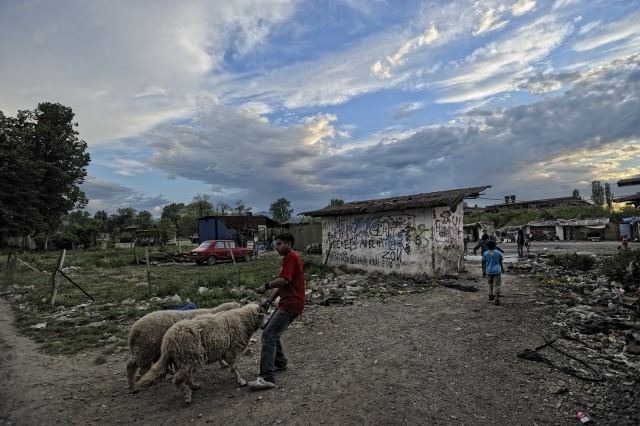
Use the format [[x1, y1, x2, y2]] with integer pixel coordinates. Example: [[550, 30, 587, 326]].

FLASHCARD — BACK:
[[137, 303, 266, 404], [126, 302, 241, 391]]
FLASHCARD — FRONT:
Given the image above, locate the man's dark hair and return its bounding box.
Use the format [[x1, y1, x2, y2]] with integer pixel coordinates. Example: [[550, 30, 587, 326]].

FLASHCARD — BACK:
[[276, 233, 295, 245], [486, 240, 497, 250]]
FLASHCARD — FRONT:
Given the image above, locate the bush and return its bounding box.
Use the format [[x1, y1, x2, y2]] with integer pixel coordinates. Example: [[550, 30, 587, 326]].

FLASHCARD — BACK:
[[601, 250, 640, 285], [548, 253, 596, 271]]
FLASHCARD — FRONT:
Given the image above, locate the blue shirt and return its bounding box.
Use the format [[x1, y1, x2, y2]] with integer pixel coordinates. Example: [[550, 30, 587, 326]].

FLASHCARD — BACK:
[[483, 249, 503, 275]]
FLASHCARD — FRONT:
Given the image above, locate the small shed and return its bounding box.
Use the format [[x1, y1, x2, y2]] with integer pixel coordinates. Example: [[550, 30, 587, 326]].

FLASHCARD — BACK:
[[300, 186, 490, 277], [197, 215, 283, 248], [287, 222, 322, 252], [527, 218, 611, 241], [463, 221, 495, 242]]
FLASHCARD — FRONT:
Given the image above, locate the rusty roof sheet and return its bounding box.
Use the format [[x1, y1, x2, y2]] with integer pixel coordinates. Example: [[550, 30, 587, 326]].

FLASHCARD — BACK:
[[617, 176, 640, 187], [299, 186, 491, 217]]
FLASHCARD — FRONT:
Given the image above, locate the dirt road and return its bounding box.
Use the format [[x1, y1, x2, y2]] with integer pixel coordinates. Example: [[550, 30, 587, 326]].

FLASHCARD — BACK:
[[0, 242, 635, 425]]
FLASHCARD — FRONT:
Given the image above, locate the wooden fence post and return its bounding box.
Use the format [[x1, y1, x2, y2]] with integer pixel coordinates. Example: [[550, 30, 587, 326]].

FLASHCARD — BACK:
[[50, 249, 67, 305], [5, 252, 17, 280], [145, 247, 152, 290]]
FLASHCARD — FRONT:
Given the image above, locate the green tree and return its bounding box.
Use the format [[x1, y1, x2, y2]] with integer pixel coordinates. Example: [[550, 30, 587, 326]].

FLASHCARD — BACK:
[[177, 212, 198, 238], [572, 189, 580, 199], [329, 198, 345, 206], [591, 181, 605, 206], [604, 183, 613, 210], [214, 199, 230, 215], [270, 198, 293, 223], [23, 103, 90, 234], [233, 199, 252, 215], [161, 203, 185, 226], [191, 194, 213, 217], [137, 210, 154, 230]]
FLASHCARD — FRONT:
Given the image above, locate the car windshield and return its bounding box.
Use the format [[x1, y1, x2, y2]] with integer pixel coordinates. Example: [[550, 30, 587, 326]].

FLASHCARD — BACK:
[[197, 242, 212, 249]]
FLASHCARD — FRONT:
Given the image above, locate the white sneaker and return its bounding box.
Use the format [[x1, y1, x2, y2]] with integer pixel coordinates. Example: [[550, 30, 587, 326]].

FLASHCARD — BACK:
[[248, 376, 276, 390]]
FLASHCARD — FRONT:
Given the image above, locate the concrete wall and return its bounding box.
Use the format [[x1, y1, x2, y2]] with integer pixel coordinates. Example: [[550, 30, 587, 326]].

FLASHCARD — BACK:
[[321, 204, 464, 276]]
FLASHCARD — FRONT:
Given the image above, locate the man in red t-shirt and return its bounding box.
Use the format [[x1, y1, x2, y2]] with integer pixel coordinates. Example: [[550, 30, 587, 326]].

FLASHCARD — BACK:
[[249, 233, 305, 390]]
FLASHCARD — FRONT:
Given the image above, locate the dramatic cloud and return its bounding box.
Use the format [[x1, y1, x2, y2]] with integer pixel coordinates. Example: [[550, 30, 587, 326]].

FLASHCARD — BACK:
[[81, 177, 171, 214]]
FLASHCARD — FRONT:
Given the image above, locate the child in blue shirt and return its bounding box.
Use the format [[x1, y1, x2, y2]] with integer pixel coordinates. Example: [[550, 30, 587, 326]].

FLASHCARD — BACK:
[[483, 240, 505, 305]]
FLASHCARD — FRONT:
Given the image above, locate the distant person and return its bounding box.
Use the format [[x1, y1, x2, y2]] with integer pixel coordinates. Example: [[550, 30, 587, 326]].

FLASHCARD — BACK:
[[463, 236, 469, 253], [483, 240, 505, 306], [516, 228, 525, 259], [474, 235, 504, 277], [618, 236, 629, 251]]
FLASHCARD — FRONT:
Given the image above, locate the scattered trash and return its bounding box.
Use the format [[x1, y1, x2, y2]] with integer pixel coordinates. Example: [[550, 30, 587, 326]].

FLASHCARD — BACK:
[[575, 411, 593, 424]]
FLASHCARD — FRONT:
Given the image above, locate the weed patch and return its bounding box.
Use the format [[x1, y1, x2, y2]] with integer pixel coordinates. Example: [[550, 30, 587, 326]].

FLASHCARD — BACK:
[[547, 253, 596, 271], [601, 249, 640, 285], [1, 248, 333, 356]]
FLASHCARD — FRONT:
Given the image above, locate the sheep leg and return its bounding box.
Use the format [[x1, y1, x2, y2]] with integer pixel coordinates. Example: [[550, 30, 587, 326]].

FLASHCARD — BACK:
[[138, 362, 152, 378], [126, 359, 139, 392], [228, 358, 247, 386], [173, 368, 193, 404], [219, 359, 229, 368], [186, 378, 201, 390]]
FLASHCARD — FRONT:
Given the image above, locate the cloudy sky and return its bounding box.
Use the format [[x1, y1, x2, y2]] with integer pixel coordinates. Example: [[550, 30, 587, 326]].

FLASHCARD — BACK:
[[1, 0, 639, 217]]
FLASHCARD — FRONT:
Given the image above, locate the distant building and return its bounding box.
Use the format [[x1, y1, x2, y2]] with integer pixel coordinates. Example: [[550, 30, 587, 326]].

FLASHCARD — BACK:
[[300, 186, 490, 277], [614, 175, 640, 207], [485, 195, 590, 212], [197, 215, 283, 247]]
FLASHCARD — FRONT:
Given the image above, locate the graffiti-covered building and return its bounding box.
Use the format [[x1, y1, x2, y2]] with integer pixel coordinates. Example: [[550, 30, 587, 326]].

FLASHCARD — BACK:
[[300, 186, 491, 277]]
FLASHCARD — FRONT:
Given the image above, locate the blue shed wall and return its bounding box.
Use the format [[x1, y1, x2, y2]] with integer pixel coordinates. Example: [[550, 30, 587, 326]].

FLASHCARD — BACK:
[[198, 217, 230, 241]]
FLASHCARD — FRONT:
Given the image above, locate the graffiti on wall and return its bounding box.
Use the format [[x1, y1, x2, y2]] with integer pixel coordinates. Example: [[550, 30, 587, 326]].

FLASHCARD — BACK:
[[433, 208, 462, 243], [325, 214, 426, 269]]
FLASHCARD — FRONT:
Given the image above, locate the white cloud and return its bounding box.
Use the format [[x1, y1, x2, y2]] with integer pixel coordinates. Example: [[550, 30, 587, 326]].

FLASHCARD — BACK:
[[473, 9, 509, 36], [436, 15, 572, 102], [573, 13, 640, 52], [511, 0, 536, 16], [0, 0, 297, 146]]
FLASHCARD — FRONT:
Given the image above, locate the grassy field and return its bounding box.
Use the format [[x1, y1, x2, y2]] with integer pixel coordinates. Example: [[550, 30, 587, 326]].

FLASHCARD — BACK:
[[1, 246, 330, 358]]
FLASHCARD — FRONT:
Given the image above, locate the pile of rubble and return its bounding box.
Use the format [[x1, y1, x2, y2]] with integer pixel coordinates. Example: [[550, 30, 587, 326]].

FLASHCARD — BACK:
[[304, 268, 437, 306], [508, 255, 640, 424]]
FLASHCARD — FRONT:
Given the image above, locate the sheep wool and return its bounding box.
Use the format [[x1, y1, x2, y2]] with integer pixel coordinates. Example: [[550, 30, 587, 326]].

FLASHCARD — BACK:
[[137, 303, 266, 404], [126, 302, 241, 391]]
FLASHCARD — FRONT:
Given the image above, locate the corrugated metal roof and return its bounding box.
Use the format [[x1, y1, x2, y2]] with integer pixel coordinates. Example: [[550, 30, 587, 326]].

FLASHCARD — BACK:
[[299, 186, 491, 217], [528, 217, 610, 227], [617, 176, 640, 187]]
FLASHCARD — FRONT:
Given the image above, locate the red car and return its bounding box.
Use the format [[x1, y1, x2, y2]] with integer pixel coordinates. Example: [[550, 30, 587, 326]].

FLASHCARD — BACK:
[[189, 240, 253, 265]]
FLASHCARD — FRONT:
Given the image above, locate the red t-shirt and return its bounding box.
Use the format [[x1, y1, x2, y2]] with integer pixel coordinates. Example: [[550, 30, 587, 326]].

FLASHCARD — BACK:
[[276, 251, 305, 315]]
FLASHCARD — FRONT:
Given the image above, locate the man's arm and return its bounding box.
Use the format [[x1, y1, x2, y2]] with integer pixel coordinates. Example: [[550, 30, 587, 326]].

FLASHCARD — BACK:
[[256, 277, 290, 295]]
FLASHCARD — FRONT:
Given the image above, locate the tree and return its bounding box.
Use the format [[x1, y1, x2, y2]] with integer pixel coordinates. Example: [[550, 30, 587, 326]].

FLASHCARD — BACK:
[[591, 181, 605, 206], [137, 210, 154, 230], [329, 199, 345, 206], [572, 189, 580, 199], [0, 109, 57, 237], [270, 198, 293, 223], [161, 203, 185, 226], [191, 194, 213, 217], [233, 199, 252, 215], [214, 199, 230, 215], [604, 183, 613, 210], [23, 103, 91, 234]]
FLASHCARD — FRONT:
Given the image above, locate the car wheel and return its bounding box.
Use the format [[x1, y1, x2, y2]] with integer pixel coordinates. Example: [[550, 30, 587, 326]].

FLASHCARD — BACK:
[[244, 253, 252, 262], [207, 256, 217, 266]]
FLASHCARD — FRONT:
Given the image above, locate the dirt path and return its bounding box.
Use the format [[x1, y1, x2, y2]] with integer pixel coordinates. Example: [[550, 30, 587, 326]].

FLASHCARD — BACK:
[[0, 258, 624, 425]]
